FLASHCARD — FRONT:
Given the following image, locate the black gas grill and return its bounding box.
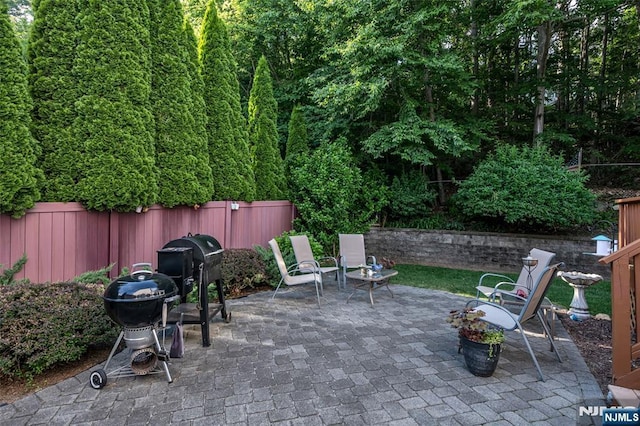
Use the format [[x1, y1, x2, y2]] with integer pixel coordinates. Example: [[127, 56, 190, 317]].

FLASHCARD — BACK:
[[158, 233, 230, 347]]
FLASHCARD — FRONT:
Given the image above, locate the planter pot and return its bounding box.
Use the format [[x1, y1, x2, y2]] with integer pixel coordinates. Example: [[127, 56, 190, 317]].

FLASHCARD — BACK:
[[460, 336, 502, 377]]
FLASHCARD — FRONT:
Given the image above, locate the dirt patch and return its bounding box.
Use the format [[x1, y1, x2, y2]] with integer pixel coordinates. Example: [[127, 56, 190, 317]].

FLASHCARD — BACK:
[[559, 312, 612, 396]]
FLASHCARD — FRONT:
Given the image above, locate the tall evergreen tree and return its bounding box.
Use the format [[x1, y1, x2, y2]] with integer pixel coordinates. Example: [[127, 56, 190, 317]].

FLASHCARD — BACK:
[[284, 104, 308, 186], [248, 55, 286, 200], [74, 0, 158, 211], [148, 0, 212, 207], [199, 1, 255, 201], [28, 0, 80, 201], [0, 1, 41, 217], [285, 104, 308, 162], [181, 19, 215, 203]]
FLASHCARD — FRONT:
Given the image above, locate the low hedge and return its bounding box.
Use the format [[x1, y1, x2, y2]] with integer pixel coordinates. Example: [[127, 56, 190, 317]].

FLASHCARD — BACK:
[[0, 281, 118, 380]]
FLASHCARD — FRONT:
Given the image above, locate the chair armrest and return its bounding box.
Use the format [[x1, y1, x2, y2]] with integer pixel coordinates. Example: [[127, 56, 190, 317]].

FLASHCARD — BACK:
[[478, 273, 514, 287], [317, 256, 339, 267], [367, 255, 377, 266], [288, 260, 320, 274]]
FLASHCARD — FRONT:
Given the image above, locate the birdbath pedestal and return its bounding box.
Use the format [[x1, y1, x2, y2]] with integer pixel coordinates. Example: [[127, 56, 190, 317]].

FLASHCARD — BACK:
[[558, 271, 604, 321]]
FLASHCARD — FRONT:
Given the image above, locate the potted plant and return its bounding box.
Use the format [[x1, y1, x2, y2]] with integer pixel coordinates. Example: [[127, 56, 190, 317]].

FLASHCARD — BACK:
[[446, 308, 505, 377]]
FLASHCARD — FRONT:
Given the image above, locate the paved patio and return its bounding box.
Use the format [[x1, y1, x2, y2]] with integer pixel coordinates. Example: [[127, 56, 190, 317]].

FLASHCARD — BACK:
[[0, 282, 606, 425]]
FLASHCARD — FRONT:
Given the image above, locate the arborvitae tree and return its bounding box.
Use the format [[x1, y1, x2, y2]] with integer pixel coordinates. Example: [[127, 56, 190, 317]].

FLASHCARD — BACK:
[[248, 55, 286, 200], [199, 1, 255, 201], [285, 104, 308, 163], [0, 1, 41, 218], [74, 0, 158, 211], [148, 0, 212, 207], [181, 20, 214, 202], [28, 0, 80, 201]]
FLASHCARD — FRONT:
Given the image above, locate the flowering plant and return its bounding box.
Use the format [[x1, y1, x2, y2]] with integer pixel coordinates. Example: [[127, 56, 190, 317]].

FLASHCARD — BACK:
[[446, 308, 504, 346]]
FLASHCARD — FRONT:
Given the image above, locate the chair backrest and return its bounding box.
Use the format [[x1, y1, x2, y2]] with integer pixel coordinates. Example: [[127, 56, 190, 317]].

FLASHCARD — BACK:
[[269, 239, 290, 279], [514, 248, 556, 290], [339, 234, 367, 268], [290, 235, 316, 269], [518, 262, 563, 323]]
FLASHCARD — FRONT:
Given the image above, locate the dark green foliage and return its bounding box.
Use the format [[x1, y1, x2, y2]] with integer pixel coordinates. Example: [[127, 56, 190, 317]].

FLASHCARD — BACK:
[[0, 254, 28, 286], [386, 169, 437, 221], [0, 2, 41, 218], [28, 0, 81, 201], [0, 281, 118, 380], [72, 263, 115, 285], [149, 0, 213, 207], [221, 248, 268, 297], [249, 55, 286, 200], [453, 145, 597, 233], [289, 139, 386, 253], [285, 104, 308, 160], [284, 104, 308, 183], [199, 1, 255, 201], [74, 0, 158, 211]]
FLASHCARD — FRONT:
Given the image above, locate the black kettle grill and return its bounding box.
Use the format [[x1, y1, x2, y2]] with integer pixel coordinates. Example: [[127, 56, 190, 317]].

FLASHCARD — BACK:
[[90, 265, 181, 390], [157, 233, 231, 347]]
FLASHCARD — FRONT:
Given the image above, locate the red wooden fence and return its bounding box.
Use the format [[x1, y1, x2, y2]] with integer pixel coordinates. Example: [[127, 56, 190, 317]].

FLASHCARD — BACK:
[[0, 201, 295, 283]]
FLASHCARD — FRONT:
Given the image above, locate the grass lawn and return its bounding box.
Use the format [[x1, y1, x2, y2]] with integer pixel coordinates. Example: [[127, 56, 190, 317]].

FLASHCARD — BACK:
[[389, 264, 612, 317]]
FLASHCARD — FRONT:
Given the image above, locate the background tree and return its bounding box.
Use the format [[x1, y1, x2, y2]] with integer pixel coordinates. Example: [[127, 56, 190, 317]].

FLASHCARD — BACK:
[[149, 0, 212, 207], [199, 0, 255, 201], [284, 104, 308, 180], [28, 0, 80, 201], [248, 55, 286, 200], [74, 0, 158, 211], [0, 1, 41, 218]]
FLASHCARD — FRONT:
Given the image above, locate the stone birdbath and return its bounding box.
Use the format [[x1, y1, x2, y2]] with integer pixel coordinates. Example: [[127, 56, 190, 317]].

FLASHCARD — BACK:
[[558, 271, 604, 321]]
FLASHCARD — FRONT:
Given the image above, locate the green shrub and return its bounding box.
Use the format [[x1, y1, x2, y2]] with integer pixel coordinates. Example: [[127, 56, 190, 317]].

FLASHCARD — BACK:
[[221, 248, 269, 297], [452, 144, 596, 233], [289, 139, 387, 253], [0, 281, 118, 380], [386, 169, 436, 221], [0, 254, 28, 286]]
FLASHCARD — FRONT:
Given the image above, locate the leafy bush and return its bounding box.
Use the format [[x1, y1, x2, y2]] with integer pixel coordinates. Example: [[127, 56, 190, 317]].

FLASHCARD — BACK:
[[221, 248, 269, 297], [452, 144, 596, 233], [386, 169, 436, 221], [0, 281, 118, 380], [289, 139, 387, 253]]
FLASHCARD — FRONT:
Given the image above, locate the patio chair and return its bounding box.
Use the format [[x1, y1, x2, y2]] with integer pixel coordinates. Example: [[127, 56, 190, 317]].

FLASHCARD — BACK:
[[338, 234, 376, 290], [269, 239, 323, 307], [475, 248, 556, 302], [465, 262, 564, 381], [475, 248, 558, 341], [290, 235, 340, 288]]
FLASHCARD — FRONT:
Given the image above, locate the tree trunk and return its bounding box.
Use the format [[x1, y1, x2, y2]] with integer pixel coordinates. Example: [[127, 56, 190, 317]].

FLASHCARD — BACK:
[[533, 21, 552, 142]]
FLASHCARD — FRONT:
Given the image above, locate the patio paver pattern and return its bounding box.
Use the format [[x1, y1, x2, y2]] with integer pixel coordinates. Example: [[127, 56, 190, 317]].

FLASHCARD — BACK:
[[0, 283, 606, 425]]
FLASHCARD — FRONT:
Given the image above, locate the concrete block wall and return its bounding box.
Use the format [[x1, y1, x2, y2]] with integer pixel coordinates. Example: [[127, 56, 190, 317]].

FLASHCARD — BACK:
[[364, 227, 611, 279]]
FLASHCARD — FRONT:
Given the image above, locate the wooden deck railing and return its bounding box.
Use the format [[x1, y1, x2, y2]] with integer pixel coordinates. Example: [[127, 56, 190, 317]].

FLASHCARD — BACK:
[[600, 197, 640, 388], [0, 201, 295, 283]]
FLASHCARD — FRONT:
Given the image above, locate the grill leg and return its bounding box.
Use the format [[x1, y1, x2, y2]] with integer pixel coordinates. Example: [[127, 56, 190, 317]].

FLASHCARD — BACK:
[[153, 329, 173, 383]]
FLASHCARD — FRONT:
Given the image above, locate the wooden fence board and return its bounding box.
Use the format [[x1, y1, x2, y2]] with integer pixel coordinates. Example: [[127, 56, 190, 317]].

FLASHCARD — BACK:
[[0, 201, 295, 283]]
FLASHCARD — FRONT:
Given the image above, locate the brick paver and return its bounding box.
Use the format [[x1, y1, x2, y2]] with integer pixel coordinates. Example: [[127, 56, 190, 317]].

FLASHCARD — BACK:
[[0, 283, 605, 425]]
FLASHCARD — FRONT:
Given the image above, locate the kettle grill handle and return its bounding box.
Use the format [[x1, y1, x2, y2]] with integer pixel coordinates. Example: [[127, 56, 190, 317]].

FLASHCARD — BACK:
[[131, 262, 153, 276]]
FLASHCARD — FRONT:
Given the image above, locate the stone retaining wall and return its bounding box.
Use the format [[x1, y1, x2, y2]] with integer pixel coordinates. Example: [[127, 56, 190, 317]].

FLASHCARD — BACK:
[[364, 227, 611, 279]]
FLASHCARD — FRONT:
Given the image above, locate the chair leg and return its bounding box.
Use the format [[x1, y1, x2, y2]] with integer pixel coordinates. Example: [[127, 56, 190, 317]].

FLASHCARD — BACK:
[[271, 278, 284, 300], [537, 311, 562, 362], [315, 278, 321, 307], [517, 324, 545, 381]]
